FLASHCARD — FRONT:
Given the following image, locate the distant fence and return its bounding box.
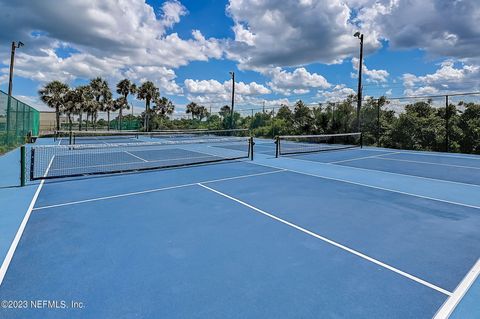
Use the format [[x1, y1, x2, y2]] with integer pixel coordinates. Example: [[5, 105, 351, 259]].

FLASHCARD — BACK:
[[0, 91, 39, 154]]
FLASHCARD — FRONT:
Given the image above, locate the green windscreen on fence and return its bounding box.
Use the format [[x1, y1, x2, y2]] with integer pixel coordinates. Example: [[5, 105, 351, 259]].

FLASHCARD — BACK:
[[0, 90, 39, 154]]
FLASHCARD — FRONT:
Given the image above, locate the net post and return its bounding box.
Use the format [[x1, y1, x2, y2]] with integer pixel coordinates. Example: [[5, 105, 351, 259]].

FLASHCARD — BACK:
[[360, 132, 363, 148], [29, 147, 35, 181], [70, 131, 74, 145], [275, 136, 280, 158], [249, 137, 254, 160], [20, 146, 26, 186]]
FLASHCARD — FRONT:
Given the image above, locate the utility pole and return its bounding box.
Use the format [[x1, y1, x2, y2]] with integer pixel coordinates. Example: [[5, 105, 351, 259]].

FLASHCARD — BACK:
[[6, 41, 24, 144], [354, 32, 363, 132], [263, 100, 265, 114], [229, 71, 235, 128]]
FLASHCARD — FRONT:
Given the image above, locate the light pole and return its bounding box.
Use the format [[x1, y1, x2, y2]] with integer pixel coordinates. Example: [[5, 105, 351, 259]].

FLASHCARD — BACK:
[[6, 41, 24, 144], [229, 71, 235, 128], [354, 32, 363, 132]]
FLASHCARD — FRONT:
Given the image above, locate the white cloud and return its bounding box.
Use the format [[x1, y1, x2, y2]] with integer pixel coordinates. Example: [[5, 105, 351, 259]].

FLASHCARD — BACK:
[[123, 66, 183, 95], [266, 67, 331, 95], [354, 0, 480, 62], [351, 58, 389, 83], [0, 0, 223, 91], [402, 60, 480, 96], [184, 79, 270, 96], [226, 0, 380, 69], [317, 84, 356, 102]]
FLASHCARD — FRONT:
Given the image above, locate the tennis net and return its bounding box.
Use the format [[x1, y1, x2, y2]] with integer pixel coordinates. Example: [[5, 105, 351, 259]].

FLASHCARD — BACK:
[[30, 137, 253, 180], [55, 129, 250, 145], [275, 133, 362, 157], [55, 130, 140, 145], [149, 128, 249, 139]]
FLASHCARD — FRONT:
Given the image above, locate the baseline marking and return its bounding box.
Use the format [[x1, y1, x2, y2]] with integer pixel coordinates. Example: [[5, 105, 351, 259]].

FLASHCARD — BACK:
[[33, 169, 286, 211], [0, 156, 55, 286], [198, 183, 451, 296], [434, 258, 480, 319]]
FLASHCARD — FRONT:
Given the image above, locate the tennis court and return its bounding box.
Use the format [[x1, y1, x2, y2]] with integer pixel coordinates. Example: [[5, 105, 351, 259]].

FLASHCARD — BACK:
[[0, 132, 479, 318]]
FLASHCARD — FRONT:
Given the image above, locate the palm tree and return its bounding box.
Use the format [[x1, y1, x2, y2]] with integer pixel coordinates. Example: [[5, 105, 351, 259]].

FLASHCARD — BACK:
[[197, 105, 209, 120], [81, 86, 96, 131], [63, 89, 76, 131], [154, 97, 175, 116], [186, 102, 198, 120], [153, 97, 175, 129], [89, 77, 111, 130], [38, 81, 69, 131], [63, 87, 87, 131], [116, 79, 137, 130], [74, 85, 93, 131], [137, 81, 159, 131]]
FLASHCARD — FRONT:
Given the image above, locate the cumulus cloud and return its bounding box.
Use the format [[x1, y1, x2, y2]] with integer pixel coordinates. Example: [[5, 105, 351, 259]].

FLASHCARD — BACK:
[[123, 66, 183, 94], [317, 84, 356, 102], [0, 0, 223, 93], [226, 0, 379, 69], [351, 58, 389, 83], [184, 79, 270, 96], [184, 78, 274, 108], [402, 61, 480, 96], [355, 0, 480, 62], [265, 67, 331, 95]]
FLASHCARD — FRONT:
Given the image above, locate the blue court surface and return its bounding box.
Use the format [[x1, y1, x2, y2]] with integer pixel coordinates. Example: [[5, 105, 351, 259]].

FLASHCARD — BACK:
[[0, 138, 479, 318]]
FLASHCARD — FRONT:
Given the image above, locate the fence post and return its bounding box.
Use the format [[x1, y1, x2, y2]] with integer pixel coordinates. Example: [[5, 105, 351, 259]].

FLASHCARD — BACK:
[[275, 136, 280, 158], [377, 101, 380, 146], [20, 145, 26, 186], [445, 95, 449, 153]]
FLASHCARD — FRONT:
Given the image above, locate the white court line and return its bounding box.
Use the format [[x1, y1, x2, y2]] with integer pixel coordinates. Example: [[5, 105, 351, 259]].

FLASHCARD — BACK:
[[329, 151, 401, 164], [33, 169, 286, 211], [248, 161, 480, 210], [124, 151, 148, 162], [361, 147, 480, 160], [279, 154, 480, 188], [434, 258, 480, 319], [198, 183, 451, 296], [0, 156, 55, 287], [374, 156, 480, 170]]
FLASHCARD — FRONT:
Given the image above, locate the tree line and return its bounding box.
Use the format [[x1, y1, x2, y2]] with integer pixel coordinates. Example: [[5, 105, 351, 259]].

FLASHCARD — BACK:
[[39, 78, 175, 132], [39, 79, 480, 154]]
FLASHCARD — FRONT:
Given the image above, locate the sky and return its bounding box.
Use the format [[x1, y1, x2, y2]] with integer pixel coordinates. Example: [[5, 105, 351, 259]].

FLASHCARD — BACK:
[[0, 0, 479, 116]]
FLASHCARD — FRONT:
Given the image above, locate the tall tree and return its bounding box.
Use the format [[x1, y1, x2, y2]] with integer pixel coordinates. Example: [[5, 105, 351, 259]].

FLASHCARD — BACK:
[[76, 85, 95, 131], [38, 81, 69, 131], [196, 105, 209, 120], [63, 88, 77, 131], [293, 100, 315, 134], [186, 102, 198, 120], [219, 105, 231, 118], [152, 97, 175, 129], [89, 77, 111, 130], [116, 79, 137, 130], [137, 81, 159, 131]]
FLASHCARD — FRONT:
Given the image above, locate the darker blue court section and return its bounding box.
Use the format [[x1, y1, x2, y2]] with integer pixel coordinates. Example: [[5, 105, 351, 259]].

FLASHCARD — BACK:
[[2, 139, 479, 318], [0, 185, 446, 319], [336, 157, 480, 185], [289, 148, 480, 185], [204, 171, 480, 292]]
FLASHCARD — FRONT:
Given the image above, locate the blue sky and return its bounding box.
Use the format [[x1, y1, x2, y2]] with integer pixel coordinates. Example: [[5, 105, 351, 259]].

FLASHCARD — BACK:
[[0, 0, 479, 115]]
